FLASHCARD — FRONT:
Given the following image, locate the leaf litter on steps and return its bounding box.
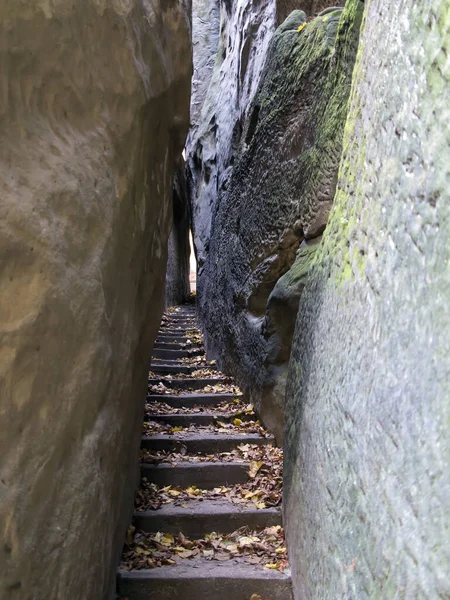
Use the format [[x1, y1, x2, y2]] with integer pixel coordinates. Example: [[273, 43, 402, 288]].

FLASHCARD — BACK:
[[136, 444, 283, 510], [120, 524, 288, 572]]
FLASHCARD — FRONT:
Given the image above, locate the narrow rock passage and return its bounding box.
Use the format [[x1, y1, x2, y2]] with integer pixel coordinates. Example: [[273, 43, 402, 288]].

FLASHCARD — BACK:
[[117, 304, 293, 599]]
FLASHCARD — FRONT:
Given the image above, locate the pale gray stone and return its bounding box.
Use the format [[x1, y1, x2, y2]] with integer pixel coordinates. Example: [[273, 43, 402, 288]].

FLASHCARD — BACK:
[[285, 0, 450, 597]]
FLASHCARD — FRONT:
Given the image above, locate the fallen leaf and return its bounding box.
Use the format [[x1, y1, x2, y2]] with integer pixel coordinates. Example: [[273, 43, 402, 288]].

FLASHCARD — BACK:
[[213, 552, 232, 561], [249, 461, 264, 478], [238, 536, 256, 548], [176, 549, 195, 558], [160, 534, 174, 547]]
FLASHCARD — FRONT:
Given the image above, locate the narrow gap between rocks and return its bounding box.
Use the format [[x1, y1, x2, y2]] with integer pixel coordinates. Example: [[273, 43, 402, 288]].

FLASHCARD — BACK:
[[117, 305, 290, 599]]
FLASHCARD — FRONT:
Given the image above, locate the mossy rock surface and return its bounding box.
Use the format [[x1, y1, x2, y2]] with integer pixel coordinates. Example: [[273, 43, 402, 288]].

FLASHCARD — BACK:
[[285, 0, 450, 597], [197, 2, 364, 440]]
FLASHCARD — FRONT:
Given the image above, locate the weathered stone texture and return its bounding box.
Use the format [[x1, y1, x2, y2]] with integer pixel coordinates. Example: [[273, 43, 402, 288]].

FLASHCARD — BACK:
[[0, 2, 191, 599], [187, 0, 343, 273], [195, 4, 362, 441], [285, 0, 450, 598], [186, 0, 279, 275], [277, 1, 343, 24], [165, 162, 191, 307]]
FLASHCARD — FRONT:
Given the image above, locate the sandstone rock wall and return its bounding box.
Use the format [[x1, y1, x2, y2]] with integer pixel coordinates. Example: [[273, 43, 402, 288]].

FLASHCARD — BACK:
[[285, 0, 450, 597], [187, 0, 341, 275], [192, 3, 363, 441], [165, 162, 191, 307], [0, 2, 192, 599], [187, 0, 278, 276]]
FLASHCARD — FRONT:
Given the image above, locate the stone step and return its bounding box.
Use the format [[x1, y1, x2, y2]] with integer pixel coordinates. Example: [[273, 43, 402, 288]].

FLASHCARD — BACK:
[[144, 413, 252, 427], [153, 342, 202, 351], [150, 364, 216, 375], [159, 331, 198, 338], [157, 331, 196, 338], [141, 461, 250, 488], [152, 347, 204, 359], [146, 394, 240, 408], [161, 321, 196, 329], [160, 324, 197, 331], [133, 500, 282, 537], [150, 364, 195, 375], [165, 312, 196, 319], [148, 378, 227, 390], [117, 562, 292, 600], [156, 335, 192, 343], [141, 433, 272, 453]]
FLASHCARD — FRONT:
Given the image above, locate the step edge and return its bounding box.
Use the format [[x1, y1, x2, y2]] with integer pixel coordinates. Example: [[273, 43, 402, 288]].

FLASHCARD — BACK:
[[117, 567, 292, 581], [141, 434, 273, 441], [133, 506, 282, 517], [141, 461, 251, 470]]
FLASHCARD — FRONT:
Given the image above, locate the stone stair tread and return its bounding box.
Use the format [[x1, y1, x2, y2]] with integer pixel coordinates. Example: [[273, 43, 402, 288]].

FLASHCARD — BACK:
[[147, 393, 240, 400], [152, 348, 204, 357], [141, 461, 250, 488], [146, 394, 241, 408], [151, 362, 215, 369], [156, 336, 192, 343], [144, 413, 251, 426], [135, 498, 281, 517], [142, 433, 270, 442], [148, 378, 227, 389], [118, 561, 292, 600], [141, 433, 271, 452], [153, 342, 202, 350], [133, 500, 282, 537], [150, 365, 195, 374]]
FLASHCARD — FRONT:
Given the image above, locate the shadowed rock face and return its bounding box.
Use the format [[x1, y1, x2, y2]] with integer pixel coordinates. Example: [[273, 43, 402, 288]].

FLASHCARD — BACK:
[[0, 2, 191, 599], [165, 162, 192, 307], [285, 0, 450, 597], [193, 3, 362, 442]]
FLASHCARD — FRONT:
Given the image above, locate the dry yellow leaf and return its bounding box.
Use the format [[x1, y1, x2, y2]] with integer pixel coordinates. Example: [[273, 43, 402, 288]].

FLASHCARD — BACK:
[[238, 536, 255, 548], [244, 490, 261, 499], [234, 418, 243, 426], [160, 533, 174, 547], [265, 526, 282, 535], [249, 460, 264, 478]]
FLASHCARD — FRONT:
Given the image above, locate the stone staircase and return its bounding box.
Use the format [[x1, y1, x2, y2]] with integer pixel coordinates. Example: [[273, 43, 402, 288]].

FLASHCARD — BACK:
[[117, 304, 292, 600]]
